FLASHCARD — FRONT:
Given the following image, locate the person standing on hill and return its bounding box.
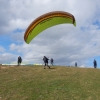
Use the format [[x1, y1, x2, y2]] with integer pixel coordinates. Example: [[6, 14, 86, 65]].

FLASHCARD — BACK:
[[18, 56, 22, 66], [75, 62, 77, 67], [43, 56, 50, 69], [93, 59, 97, 68], [50, 58, 54, 66]]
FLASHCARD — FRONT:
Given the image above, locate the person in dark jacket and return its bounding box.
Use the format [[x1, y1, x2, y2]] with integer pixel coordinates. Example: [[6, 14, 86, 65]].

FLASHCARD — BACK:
[[50, 58, 54, 66], [93, 59, 97, 68], [43, 56, 50, 69], [18, 56, 22, 66], [75, 62, 77, 67]]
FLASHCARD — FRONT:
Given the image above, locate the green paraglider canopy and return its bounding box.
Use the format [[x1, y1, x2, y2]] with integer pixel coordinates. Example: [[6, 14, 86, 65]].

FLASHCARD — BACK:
[[24, 11, 76, 44]]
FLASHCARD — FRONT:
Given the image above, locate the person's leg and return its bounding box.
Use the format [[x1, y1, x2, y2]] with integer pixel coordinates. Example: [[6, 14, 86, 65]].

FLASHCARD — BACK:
[[47, 62, 50, 68], [18, 60, 19, 66], [44, 62, 46, 69], [52, 62, 53, 66]]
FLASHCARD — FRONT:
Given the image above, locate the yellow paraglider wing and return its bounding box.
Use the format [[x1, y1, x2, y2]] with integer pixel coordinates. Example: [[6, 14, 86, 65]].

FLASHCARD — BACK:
[[24, 11, 76, 44]]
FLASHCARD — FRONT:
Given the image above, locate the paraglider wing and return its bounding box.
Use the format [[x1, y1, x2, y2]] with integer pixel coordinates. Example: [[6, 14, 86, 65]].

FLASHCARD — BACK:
[[24, 11, 76, 44]]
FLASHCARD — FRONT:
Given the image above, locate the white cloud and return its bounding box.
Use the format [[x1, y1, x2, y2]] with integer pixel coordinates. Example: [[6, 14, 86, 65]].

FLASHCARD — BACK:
[[9, 19, 29, 30], [0, 46, 5, 53], [0, 53, 17, 64]]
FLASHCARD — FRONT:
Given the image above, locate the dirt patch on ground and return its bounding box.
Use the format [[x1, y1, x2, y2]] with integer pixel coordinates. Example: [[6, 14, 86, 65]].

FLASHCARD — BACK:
[[0, 65, 15, 70]]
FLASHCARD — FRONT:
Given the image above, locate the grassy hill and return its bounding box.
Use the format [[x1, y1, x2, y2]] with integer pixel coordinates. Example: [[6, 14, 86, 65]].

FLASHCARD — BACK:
[[0, 65, 100, 100]]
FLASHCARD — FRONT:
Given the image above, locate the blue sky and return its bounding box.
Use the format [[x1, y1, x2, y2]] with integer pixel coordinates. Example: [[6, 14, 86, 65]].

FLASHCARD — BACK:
[[0, 0, 100, 68]]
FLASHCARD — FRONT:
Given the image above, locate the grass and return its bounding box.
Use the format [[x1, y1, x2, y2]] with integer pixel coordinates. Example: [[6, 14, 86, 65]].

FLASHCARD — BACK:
[[0, 65, 100, 100]]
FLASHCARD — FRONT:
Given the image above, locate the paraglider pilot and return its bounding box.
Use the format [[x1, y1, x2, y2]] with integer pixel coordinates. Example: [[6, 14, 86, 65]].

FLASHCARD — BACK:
[[43, 56, 50, 69]]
